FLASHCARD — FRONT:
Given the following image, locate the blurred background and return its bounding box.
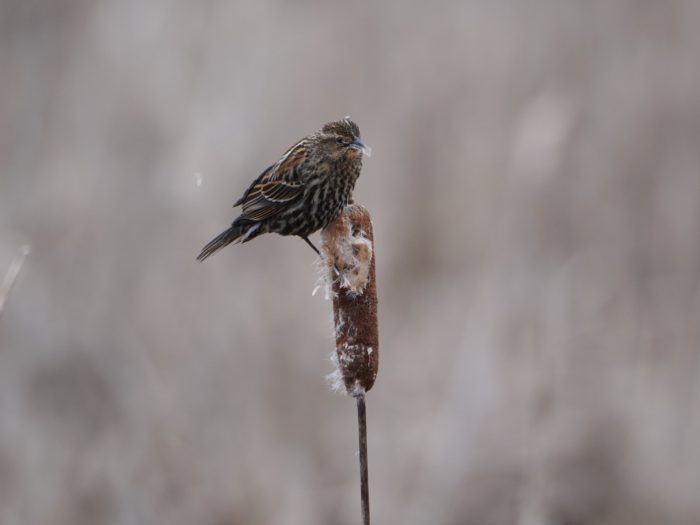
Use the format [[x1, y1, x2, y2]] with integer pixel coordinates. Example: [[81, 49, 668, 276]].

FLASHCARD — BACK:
[[2, 1, 700, 524]]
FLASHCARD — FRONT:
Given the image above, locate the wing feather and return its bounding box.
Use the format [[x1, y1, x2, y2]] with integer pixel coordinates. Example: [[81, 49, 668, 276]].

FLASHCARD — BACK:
[[234, 139, 308, 222], [234, 165, 273, 207], [260, 180, 304, 202]]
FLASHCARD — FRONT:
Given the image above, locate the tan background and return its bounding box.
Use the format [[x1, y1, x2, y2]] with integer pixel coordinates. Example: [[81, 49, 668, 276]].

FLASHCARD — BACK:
[[2, 1, 700, 524]]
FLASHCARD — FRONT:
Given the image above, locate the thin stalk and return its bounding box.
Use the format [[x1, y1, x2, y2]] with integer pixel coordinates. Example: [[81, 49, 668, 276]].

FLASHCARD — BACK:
[[357, 393, 369, 525]]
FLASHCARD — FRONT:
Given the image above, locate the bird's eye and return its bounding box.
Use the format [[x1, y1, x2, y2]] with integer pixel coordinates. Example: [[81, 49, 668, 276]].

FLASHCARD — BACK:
[[336, 137, 348, 146]]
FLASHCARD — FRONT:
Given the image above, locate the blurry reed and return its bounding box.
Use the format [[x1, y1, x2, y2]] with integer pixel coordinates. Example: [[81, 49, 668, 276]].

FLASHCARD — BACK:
[[0, 245, 31, 321], [321, 204, 378, 525]]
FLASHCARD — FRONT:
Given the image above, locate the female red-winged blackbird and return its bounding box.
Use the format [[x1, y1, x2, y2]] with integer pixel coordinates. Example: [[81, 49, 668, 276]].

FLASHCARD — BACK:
[[197, 118, 370, 261]]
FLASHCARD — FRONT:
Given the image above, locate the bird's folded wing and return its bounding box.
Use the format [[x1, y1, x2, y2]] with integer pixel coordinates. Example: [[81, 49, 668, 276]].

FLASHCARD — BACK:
[[234, 164, 272, 207], [234, 138, 307, 207], [241, 180, 304, 221]]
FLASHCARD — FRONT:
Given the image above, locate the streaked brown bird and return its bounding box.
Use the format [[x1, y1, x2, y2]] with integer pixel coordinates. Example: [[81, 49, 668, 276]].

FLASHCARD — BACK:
[[197, 118, 370, 261]]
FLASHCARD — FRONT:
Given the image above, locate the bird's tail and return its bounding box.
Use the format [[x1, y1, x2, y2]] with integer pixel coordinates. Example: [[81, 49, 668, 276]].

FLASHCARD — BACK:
[[196, 221, 261, 261]]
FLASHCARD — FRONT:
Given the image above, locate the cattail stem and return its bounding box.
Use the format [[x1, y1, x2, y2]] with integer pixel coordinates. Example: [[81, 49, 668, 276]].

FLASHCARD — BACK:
[[357, 393, 370, 525], [321, 204, 378, 525]]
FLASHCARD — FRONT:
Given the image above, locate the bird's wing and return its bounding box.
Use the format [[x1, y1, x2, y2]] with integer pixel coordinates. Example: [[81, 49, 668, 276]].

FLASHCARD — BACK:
[[241, 180, 305, 221], [234, 164, 273, 207], [235, 140, 307, 221]]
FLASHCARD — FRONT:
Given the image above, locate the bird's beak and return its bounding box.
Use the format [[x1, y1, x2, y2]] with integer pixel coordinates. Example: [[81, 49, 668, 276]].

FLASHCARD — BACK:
[[351, 137, 372, 157]]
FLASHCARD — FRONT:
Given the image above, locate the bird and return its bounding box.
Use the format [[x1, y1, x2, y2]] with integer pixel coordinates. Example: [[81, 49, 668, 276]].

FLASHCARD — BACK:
[[197, 118, 370, 261]]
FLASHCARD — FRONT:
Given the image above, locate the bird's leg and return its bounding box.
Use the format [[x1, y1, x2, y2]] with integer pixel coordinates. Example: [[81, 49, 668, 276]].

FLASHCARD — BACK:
[[302, 236, 322, 257], [303, 235, 343, 276]]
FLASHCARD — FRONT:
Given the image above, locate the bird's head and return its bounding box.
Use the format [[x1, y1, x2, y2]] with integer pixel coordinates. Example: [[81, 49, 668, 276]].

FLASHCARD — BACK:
[[315, 117, 371, 161]]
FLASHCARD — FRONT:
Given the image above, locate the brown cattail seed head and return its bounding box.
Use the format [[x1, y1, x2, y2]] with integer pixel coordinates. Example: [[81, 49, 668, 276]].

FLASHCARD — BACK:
[[321, 204, 379, 395]]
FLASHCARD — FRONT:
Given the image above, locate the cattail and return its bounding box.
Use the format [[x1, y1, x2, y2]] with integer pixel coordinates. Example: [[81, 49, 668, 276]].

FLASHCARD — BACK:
[[321, 204, 379, 395], [321, 204, 378, 525]]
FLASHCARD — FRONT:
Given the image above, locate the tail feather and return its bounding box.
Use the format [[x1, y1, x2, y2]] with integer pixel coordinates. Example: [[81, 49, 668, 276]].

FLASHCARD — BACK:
[[197, 221, 263, 261], [197, 227, 241, 261]]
